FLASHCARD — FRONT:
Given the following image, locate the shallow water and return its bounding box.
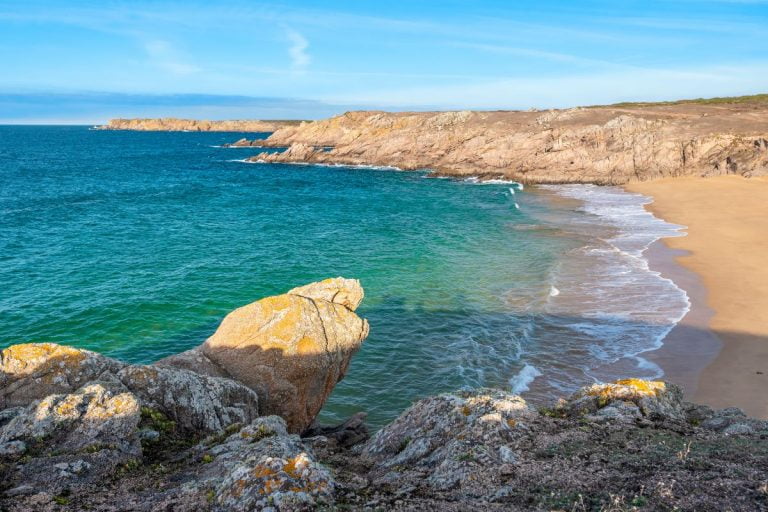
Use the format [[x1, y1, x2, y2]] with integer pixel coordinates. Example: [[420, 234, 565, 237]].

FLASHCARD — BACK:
[[0, 127, 688, 427]]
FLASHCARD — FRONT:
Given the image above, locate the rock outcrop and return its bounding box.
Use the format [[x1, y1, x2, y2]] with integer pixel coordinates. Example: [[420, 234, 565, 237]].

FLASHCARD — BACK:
[[3, 280, 768, 510], [239, 103, 768, 184], [2, 368, 768, 510], [0, 278, 368, 510], [329, 380, 768, 510], [160, 277, 369, 433], [0, 343, 260, 435], [95, 118, 302, 132]]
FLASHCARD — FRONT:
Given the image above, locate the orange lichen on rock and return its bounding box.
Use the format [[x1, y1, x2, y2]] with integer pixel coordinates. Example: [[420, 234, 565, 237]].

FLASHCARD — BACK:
[[586, 379, 666, 400], [2, 343, 86, 374], [614, 379, 666, 395]]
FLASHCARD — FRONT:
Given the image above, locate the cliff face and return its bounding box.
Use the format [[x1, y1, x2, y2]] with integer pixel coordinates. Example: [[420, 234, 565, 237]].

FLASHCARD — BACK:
[[247, 104, 768, 184], [96, 118, 302, 132]]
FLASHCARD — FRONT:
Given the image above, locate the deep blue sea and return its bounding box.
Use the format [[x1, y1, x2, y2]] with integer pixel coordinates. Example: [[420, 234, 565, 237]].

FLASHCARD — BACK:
[[0, 126, 689, 426]]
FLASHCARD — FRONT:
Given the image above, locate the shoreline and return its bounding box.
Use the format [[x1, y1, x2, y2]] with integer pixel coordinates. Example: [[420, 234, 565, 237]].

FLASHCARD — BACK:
[[637, 239, 721, 399], [626, 176, 768, 419]]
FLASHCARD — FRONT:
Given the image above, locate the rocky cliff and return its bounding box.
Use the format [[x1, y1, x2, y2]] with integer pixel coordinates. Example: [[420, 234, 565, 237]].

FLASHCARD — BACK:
[[241, 103, 768, 184], [96, 118, 303, 132], [2, 280, 767, 511]]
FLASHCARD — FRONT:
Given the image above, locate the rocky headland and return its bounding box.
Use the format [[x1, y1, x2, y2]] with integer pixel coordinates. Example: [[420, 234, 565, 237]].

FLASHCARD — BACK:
[[95, 118, 303, 132], [239, 100, 768, 184], [1, 278, 767, 511]]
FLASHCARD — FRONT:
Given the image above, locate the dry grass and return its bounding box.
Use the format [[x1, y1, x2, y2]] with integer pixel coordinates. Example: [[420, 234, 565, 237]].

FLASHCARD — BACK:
[[593, 93, 768, 108]]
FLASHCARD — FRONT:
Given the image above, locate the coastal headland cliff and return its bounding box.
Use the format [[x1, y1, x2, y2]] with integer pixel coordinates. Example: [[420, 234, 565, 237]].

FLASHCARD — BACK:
[[235, 99, 768, 184], [2, 279, 767, 511], [96, 118, 303, 132]]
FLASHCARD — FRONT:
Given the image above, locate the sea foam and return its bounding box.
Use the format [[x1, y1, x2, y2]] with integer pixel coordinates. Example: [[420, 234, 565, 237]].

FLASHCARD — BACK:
[[509, 364, 543, 393], [531, 185, 690, 388]]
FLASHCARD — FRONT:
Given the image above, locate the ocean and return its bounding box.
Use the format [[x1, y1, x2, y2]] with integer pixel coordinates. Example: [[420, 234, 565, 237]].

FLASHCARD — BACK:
[[0, 126, 689, 427]]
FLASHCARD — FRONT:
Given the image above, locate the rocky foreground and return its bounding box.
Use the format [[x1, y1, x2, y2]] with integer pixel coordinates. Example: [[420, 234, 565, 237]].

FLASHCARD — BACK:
[[235, 100, 768, 184], [1, 279, 767, 511], [95, 118, 302, 132]]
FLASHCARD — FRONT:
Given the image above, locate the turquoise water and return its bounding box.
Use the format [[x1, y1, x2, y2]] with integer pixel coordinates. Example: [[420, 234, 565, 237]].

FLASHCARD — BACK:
[[0, 126, 688, 427]]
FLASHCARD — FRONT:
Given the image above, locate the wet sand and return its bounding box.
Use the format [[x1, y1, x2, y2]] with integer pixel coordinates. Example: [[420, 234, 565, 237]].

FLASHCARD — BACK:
[[626, 176, 768, 418]]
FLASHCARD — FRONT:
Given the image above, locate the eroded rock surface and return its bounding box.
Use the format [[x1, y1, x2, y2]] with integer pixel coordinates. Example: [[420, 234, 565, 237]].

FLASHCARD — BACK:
[[322, 380, 768, 511], [2, 372, 768, 511], [162, 277, 370, 433], [3, 280, 767, 510], [240, 105, 768, 184], [0, 278, 369, 510]]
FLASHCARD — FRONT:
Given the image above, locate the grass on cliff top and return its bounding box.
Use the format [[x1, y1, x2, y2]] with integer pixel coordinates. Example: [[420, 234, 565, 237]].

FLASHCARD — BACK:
[[596, 93, 768, 108]]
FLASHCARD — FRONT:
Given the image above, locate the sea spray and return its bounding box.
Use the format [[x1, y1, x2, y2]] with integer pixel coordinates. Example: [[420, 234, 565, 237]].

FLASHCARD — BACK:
[[509, 364, 543, 393]]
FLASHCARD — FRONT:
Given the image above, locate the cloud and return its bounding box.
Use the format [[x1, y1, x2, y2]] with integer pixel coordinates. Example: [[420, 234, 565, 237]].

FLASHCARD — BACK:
[[144, 40, 200, 75], [284, 28, 310, 72], [453, 42, 630, 70]]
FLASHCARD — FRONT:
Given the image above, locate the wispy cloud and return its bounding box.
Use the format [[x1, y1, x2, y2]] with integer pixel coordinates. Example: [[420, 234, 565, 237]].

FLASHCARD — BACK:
[[284, 28, 310, 73], [453, 42, 631, 70], [143, 40, 200, 75]]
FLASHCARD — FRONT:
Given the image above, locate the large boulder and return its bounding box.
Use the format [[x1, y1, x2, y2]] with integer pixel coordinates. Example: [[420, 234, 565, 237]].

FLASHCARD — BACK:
[[362, 389, 535, 492], [161, 277, 370, 433]]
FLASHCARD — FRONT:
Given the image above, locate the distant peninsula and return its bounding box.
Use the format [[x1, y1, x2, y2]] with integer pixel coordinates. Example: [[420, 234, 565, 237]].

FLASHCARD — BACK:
[[95, 118, 305, 132]]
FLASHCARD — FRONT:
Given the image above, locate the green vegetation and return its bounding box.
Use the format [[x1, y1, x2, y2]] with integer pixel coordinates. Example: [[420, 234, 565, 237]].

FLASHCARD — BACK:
[[239, 423, 275, 443], [140, 407, 176, 434], [595, 93, 768, 108], [53, 489, 72, 506], [204, 422, 243, 447], [117, 458, 141, 476], [52, 495, 70, 505]]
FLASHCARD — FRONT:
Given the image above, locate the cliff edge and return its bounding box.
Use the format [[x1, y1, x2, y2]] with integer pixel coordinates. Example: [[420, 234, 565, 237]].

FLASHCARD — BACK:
[[241, 99, 768, 184]]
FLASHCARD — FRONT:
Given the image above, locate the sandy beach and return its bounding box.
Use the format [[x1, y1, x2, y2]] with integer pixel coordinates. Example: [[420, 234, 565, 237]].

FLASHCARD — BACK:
[[626, 176, 768, 418]]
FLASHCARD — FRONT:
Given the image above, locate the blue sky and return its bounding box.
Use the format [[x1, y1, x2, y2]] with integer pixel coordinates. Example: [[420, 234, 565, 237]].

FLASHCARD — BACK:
[[1, 0, 767, 122]]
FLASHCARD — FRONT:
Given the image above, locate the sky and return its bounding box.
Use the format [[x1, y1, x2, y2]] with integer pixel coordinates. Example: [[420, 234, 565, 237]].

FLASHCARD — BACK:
[[1, 0, 767, 122]]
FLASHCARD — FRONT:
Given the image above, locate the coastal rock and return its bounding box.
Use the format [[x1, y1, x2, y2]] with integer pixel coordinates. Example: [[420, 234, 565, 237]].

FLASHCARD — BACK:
[[362, 389, 535, 491], [116, 365, 260, 433], [288, 277, 365, 310], [0, 343, 260, 437], [329, 380, 768, 510], [239, 105, 768, 183], [208, 417, 334, 511], [3, 375, 768, 510], [0, 381, 141, 455], [0, 343, 123, 409], [303, 411, 370, 449], [561, 378, 688, 424], [163, 277, 370, 433]]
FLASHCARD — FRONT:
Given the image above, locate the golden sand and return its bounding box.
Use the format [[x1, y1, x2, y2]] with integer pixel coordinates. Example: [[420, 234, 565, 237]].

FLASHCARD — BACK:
[[626, 176, 768, 418]]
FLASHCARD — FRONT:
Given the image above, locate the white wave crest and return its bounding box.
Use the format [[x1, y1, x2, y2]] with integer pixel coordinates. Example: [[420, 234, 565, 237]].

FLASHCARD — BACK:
[[509, 364, 543, 394]]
